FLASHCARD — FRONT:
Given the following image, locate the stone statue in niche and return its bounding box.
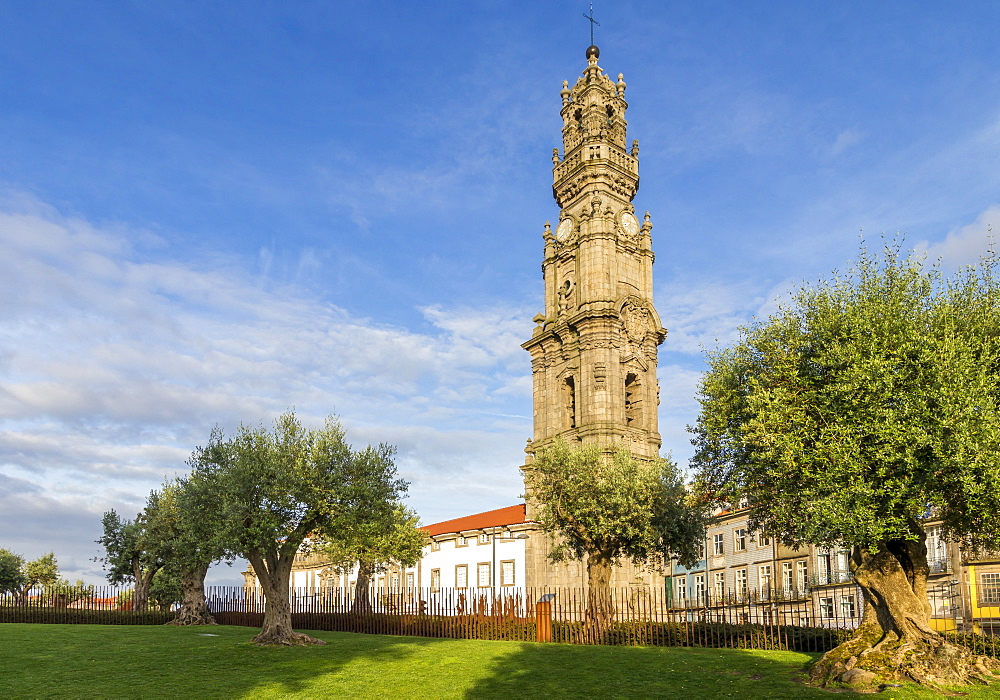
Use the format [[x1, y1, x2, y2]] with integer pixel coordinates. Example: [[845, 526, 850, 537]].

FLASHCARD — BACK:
[[558, 278, 576, 315]]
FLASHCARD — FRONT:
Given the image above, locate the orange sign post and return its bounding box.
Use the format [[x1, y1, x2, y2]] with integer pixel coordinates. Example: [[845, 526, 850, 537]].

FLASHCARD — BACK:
[[536, 593, 556, 642]]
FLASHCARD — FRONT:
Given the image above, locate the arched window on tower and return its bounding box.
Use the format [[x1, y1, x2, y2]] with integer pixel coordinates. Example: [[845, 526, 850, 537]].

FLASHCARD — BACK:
[[625, 372, 641, 427], [563, 376, 577, 430]]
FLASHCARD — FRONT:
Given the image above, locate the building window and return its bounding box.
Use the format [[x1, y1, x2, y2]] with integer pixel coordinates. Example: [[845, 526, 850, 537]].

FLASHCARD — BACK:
[[713, 533, 724, 556], [735, 568, 748, 597], [841, 595, 856, 618], [758, 534, 771, 548], [817, 550, 832, 584], [624, 372, 641, 426], [563, 376, 577, 429], [796, 561, 808, 591], [713, 572, 726, 598], [500, 560, 515, 586], [390, 573, 400, 589], [479, 533, 491, 545], [430, 569, 441, 592], [694, 574, 705, 602], [675, 577, 687, 604], [734, 529, 747, 552], [836, 550, 850, 575], [759, 565, 772, 593], [981, 573, 1000, 604], [456, 536, 468, 548], [782, 562, 793, 592], [697, 542, 706, 560], [455, 565, 468, 589], [405, 572, 415, 589], [819, 597, 835, 619], [477, 562, 491, 588], [926, 527, 948, 573], [431, 540, 440, 552]]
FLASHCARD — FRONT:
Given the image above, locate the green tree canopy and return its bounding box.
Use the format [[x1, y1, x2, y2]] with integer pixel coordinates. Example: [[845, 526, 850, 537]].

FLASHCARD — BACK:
[[523, 440, 706, 640], [96, 505, 166, 612], [691, 244, 1000, 687], [319, 504, 427, 613], [145, 478, 229, 625], [0, 549, 25, 597], [186, 411, 408, 645]]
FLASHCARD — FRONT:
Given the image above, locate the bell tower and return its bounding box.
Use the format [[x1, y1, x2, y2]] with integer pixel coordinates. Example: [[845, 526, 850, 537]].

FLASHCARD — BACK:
[[523, 45, 666, 464]]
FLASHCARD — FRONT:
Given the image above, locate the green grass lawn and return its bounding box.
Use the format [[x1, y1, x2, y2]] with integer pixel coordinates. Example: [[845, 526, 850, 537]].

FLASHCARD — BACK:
[[0, 623, 998, 699]]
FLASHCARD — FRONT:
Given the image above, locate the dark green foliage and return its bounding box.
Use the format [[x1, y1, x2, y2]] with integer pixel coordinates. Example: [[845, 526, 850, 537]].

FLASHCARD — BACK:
[[186, 411, 408, 642], [942, 631, 1000, 659], [692, 245, 1000, 552], [43, 579, 95, 604], [524, 441, 707, 570], [320, 505, 427, 575], [187, 413, 407, 570], [0, 549, 25, 596], [148, 566, 183, 612], [96, 509, 165, 611]]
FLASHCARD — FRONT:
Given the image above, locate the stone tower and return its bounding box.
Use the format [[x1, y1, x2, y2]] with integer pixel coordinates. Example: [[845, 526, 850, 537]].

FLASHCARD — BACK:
[[523, 45, 666, 467]]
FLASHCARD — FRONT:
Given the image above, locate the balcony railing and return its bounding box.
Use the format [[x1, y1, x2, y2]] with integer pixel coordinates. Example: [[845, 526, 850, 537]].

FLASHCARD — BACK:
[[928, 558, 952, 574], [809, 571, 853, 587], [963, 549, 1000, 564]]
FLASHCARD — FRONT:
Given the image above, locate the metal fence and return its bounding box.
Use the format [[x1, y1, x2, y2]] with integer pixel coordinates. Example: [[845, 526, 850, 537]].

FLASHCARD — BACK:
[[0, 587, 174, 625], [206, 585, 864, 651], [8, 583, 988, 654]]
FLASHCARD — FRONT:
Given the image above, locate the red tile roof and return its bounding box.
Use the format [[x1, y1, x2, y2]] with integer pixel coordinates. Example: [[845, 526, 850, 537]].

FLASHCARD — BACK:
[[421, 504, 529, 537]]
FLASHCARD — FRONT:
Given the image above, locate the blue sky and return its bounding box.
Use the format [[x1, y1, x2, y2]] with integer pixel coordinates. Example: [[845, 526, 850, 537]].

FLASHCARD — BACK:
[[2, 1, 999, 585]]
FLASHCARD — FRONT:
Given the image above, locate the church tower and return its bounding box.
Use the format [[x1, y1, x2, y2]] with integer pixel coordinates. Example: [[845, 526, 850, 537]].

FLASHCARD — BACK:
[[523, 45, 666, 467]]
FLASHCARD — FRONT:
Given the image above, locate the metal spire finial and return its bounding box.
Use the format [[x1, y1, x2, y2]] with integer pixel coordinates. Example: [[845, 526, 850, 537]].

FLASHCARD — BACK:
[[583, 2, 600, 47]]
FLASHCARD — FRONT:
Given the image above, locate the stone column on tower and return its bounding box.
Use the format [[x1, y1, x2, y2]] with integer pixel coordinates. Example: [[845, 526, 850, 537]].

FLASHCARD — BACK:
[[522, 45, 667, 476]]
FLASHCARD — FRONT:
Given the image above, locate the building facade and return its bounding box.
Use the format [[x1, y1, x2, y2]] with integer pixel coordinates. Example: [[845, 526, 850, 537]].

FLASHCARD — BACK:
[[667, 507, 1000, 634], [522, 44, 665, 465]]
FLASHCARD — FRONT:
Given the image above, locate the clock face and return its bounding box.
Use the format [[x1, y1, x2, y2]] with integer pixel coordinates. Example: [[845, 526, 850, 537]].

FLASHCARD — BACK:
[[620, 211, 639, 236], [555, 218, 573, 241]]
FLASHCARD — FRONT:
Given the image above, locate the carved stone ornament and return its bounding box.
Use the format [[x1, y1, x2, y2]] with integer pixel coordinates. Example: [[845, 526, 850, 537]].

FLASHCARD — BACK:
[[593, 361, 607, 388], [621, 302, 652, 343]]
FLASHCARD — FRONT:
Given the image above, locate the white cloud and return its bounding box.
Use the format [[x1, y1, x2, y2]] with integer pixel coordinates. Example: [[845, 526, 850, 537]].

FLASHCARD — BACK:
[[914, 205, 1000, 269], [657, 277, 770, 355], [830, 128, 864, 157], [0, 195, 534, 582]]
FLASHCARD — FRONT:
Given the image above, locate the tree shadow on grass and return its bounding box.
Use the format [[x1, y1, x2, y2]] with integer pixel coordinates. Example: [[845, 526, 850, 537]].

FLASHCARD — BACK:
[[461, 643, 838, 700]]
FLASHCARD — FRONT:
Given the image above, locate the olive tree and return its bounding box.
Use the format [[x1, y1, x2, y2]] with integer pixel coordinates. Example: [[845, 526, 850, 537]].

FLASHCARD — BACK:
[[691, 245, 1000, 688], [319, 505, 427, 614], [523, 440, 705, 640], [143, 479, 228, 625], [0, 549, 25, 600], [97, 507, 166, 612], [0, 551, 61, 605], [186, 411, 407, 646]]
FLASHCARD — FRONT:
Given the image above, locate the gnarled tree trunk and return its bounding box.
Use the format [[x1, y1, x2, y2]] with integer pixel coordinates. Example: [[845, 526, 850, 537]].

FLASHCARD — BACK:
[[248, 553, 325, 646], [167, 563, 216, 626], [351, 561, 375, 614], [811, 527, 1000, 690], [584, 551, 614, 644], [132, 564, 158, 613]]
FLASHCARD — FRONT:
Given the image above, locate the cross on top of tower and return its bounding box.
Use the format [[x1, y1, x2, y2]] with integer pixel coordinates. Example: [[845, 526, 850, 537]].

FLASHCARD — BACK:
[[583, 2, 600, 49]]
